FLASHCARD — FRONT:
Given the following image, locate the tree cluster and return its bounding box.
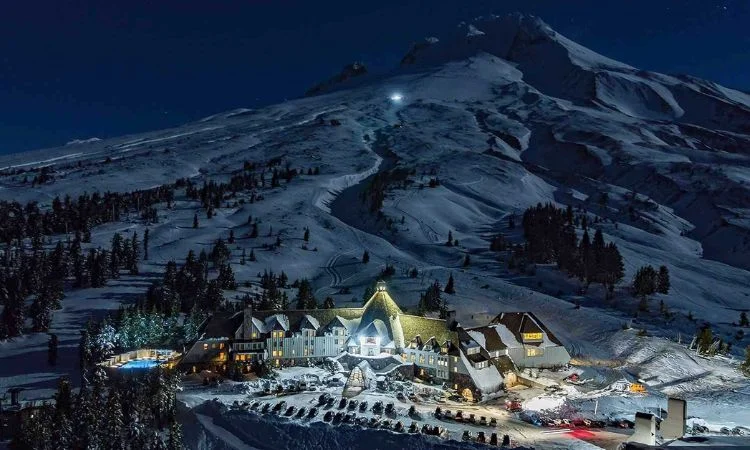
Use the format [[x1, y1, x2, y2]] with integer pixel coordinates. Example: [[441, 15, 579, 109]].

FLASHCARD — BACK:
[[12, 371, 182, 450], [520, 203, 624, 295]]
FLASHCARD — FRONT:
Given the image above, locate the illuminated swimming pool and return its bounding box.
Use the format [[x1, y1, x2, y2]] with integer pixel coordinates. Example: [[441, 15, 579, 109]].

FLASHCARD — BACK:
[[120, 359, 162, 370]]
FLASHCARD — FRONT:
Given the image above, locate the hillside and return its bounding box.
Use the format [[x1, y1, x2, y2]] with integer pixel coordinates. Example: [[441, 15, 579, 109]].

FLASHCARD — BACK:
[[1, 12, 749, 442]]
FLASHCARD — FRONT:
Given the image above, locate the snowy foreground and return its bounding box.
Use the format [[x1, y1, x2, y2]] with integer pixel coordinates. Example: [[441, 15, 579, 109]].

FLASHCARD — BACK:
[[2, 12, 750, 449], [177, 367, 623, 450]]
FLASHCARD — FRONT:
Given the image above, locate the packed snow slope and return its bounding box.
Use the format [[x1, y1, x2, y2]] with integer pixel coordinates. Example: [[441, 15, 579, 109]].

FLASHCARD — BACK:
[[0, 12, 749, 431]]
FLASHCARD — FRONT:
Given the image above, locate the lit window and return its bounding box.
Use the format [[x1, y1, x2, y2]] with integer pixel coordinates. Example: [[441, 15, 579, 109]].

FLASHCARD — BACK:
[[428, 356, 435, 365], [212, 343, 217, 349], [525, 347, 544, 357], [252, 332, 257, 338], [453, 356, 458, 363], [220, 343, 224, 350], [410, 354, 415, 362], [453, 367, 457, 372], [419, 355, 425, 364], [522, 332, 543, 341], [203, 343, 208, 350]]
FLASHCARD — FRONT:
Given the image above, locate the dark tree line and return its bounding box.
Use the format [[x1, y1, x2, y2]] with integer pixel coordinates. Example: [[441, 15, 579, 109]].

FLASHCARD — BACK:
[[0, 230, 143, 339], [518, 203, 625, 296], [12, 371, 182, 450]]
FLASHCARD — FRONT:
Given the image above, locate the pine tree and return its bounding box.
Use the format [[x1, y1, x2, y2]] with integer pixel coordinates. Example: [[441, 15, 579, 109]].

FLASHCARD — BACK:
[[295, 279, 317, 309], [228, 229, 235, 244], [446, 230, 453, 246], [48, 334, 59, 366], [463, 254, 471, 267], [193, 213, 199, 229], [362, 250, 370, 264], [217, 263, 238, 290], [657, 265, 670, 294], [167, 420, 183, 450], [697, 325, 714, 355], [323, 296, 335, 309], [249, 248, 256, 262], [240, 248, 246, 265], [104, 388, 126, 449], [144, 228, 150, 261], [740, 312, 749, 328], [444, 273, 455, 294], [741, 345, 750, 376], [129, 231, 140, 274], [250, 223, 258, 238], [632, 265, 658, 299], [303, 228, 310, 242]]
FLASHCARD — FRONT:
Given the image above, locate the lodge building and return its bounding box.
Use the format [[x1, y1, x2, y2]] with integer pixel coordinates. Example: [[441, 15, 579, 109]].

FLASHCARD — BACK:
[[181, 281, 570, 399]]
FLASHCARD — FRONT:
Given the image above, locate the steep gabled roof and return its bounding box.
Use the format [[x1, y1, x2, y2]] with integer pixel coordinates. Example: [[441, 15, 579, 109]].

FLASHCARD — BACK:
[[202, 311, 243, 339], [489, 312, 563, 346]]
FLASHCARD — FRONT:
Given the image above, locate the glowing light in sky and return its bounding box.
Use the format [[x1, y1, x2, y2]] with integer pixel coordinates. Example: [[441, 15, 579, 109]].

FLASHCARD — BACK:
[[390, 93, 403, 102]]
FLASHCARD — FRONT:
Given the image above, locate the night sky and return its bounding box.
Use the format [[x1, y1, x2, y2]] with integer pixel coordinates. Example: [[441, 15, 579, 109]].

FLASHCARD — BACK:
[[1, 0, 748, 154]]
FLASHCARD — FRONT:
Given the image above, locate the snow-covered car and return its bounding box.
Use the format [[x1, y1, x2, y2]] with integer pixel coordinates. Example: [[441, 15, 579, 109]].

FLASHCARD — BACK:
[[462, 430, 473, 441], [338, 398, 347, 409], [348, 399, 358, 410], [489, 417, 497, 427], [296, 407, 306, 418], [284, 406, 296, 416], [358, 401, 368, 412], [323, 411, 333, 422], [477, 432, 486, 443], [308, 407, 318, 418]]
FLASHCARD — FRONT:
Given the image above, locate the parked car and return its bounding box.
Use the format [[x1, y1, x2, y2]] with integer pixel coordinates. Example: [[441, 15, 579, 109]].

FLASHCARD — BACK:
[[385, 403, 395, 414], [467, 413, 476, 424], [479, 416, 488, 426], [323, 411, 333, 422], [338, 398, 347, 409], [318, 393, 330, 406], [296, 407, 306, 418], [443, 410, 452, 420], [359, 401, 368, 412], [490, 433, 498, 446], [394, 421, 404, 432], [489, 417, 498, 427], [308, 407, 318, 418], [284, 406, 296, 417], [408, 422, 418, 433], [462, 430, 473, 441], [348, 399, 358, 410], [477, 432, 486, 444], [396, 392, 406, 401]]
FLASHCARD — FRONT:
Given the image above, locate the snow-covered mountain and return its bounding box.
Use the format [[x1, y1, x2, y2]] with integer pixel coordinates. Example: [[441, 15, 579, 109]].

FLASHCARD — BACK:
[[1, 13, 749, 439]]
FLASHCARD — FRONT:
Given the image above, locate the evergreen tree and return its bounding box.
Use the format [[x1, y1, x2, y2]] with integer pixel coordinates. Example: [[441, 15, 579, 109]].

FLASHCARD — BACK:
[[250, 223, 258, 238], [48, 333, 59, 366], [323, 296, 335, 309], [362, 250, 370, 264], [423, 281, 443, 311], [249, 248, 256, 262], [741, 345, 750, 376], [240, 248, 246, 265], [110, 233, 123, 278], [696, 325, 715, 355], [129, 231, 140, 275], [444, 273, 455, 294], [217, 263, 238, 290], [295, 279, 317, 309], [167, 420, 183, 450], [228, 229, 235, 244], [303, 228, 310, 242], [632, 265, 658, 299], [104, 388, 126, 450], [463, 254, 471, 267], [446, 230, 453, 246], [657, 265, 670, 294], [144, 228, 150, 261], [740, 311, 749, 328], [193, 213, 199, 228]]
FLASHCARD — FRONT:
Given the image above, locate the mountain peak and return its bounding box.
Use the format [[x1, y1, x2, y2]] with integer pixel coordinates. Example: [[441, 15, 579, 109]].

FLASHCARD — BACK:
[[400, 12, 629, 72]]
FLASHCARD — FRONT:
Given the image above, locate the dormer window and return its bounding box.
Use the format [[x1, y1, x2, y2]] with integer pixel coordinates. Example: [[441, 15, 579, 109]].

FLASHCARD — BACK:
[[522, 332, 543, 342]]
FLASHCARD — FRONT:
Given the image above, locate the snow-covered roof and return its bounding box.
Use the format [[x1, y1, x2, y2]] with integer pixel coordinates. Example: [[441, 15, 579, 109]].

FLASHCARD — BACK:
[[265, 314, 289, 331], [300, 314, 320, 330], [459, 349, 503, 393]]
